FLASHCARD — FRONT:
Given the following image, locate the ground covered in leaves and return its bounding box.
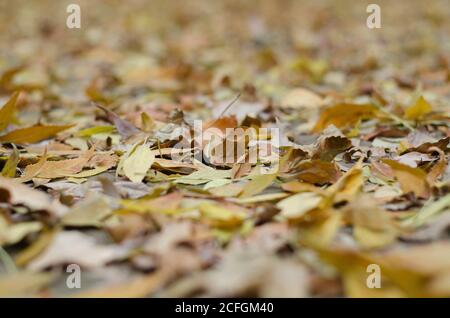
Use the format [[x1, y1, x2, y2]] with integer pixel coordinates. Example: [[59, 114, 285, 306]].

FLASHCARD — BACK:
[[0, 0, 450, 297]]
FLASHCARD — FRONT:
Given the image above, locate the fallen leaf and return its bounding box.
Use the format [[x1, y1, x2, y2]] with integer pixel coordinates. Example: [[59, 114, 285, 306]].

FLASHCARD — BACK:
[[280, 88, 323, 109], [0, 215, 42, 246], [0, 123, 74, 144], [96, 104, 141, 138], [239, 173, 277, 198], [382, 159, 430, 198], [22, 147, 95, 179], [313, 104, 378, 132], [199, 203, 246, 229], [404, 96, 432, 120], [0, 176, 67, 216], [276, 192, 323, 220], [0, 91, 20, 132], [296, 160, 342, 185], [121, 143, 155, 183], [28, 231, 128, 270], [1, 144, 19, 177], [62, 194, 112, 227], [0, 272, 55, 297]]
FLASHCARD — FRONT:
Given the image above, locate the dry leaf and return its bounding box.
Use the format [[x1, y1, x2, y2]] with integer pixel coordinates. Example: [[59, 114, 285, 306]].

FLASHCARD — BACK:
[[313, 104, 378, 132], [404, 96, 432, 120], [0, 176, 67, 216], [0, 124, 74, 144], [122, 143, 155, 183], [28, 231, 128, 270], [280, 88, 323, 109], [0, 91, 20, 132], [382, 159, 430, 198]]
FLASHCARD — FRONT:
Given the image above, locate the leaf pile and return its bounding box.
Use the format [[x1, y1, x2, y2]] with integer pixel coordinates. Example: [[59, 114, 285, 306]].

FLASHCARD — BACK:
[[0, 0, 450, 297]]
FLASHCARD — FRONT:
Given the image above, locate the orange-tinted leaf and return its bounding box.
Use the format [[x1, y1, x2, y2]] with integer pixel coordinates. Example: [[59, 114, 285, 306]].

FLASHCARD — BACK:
[[313, 104, 378, 132], [0, 124, 74, 144]]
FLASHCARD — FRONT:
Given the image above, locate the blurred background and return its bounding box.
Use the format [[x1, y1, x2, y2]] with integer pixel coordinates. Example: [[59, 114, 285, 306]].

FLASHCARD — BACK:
[[0, 0, 449, 114]]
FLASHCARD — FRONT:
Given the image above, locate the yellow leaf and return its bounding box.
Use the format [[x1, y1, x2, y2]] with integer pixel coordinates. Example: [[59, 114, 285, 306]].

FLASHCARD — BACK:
[[0, 215, 42, 246], [0, 123, 74, 144], [300, 212, 342, 248], [353, 226, 396, 249], [15, 230, 56, 267], [1, 144, 19, 177], [140, 112, 156, 131], [121, 192, 183, 214], [66, 165, 110, 178], [276, 192, 323, 220], [404, 96, 432, 120], [122, 143, 155, 183], [199, 203, 245, 229], [0, 91, 20, 132], [239, 173, 277, 198], [75, 125, 115, 137]]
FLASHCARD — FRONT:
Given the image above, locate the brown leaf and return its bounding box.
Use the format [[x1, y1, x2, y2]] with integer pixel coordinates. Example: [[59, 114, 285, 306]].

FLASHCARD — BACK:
[[312, 135, 352, 161], [96, 104, 140, 138], [313, 103, 378, 132], [296, 160, 342, 185]]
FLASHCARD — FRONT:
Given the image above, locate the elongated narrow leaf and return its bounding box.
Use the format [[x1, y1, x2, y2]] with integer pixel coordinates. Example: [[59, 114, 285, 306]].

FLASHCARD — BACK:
[[0, 91, 20, 132], [0, 124, 74, 144]]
